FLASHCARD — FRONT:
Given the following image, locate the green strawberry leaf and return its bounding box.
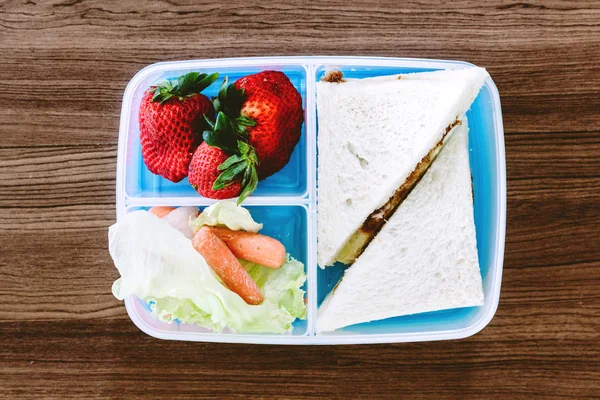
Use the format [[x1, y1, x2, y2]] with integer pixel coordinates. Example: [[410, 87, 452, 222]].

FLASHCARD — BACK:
[[177, 72, 200, 94], [237, 166, 258, 204], [152, 89, 175, 104], [208, 139, 260, 204], [218, 154, 244, 171], [225, 83, 245, 112], [209, 75, 259, 147], [195, 72, 219, 92], [153, 79, 172, 91], [203, 130, 238, 154], [213, 76, 248, 119], [212, 97, 222, 114], [203, 114, 215, 129], [240, 164, 252, 188], [234, 124, 248, 140], [203, 112, 239, 154], [151, 72, 218, 103], [213, 111, 234, 134], [202, 130, 218, 147], [232, 116, 254, 140], [212, 161, 247, 190], [217, 76, 230, 102], [236, 115, 256, 127], [237, 141, 259, 165]]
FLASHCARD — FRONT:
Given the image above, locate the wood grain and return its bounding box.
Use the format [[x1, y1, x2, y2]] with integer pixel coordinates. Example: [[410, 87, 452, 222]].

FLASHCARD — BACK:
[[1, 0, 599, 399]]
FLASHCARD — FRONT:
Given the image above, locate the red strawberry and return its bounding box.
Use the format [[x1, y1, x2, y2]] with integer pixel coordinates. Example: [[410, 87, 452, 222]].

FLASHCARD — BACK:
[[138, 72, 218, 182], [188, 110, 259, 203], [188, 142, 245, 200], [215, 71, 303, 179]]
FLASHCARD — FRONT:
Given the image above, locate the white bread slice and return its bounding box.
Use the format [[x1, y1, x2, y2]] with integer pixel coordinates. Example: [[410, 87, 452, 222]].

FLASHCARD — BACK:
[[317, 121, 484, 332], [317, 67, 489, 267]]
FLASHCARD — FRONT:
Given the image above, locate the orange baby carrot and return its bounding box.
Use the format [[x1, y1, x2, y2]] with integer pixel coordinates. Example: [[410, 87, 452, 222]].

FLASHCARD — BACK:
[[192, 226, 264, 305], [210, 226, 286, 269], [149, 206, 176, 218]]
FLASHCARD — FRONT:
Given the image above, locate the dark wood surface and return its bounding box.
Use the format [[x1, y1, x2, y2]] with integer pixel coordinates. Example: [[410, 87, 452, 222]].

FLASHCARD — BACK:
[[1, 1, 599, 399]]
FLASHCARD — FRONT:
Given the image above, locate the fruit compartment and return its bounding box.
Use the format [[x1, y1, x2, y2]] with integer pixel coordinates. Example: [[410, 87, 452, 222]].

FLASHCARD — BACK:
[[117, 57, 505, 344], [118, 62, 310, 203]]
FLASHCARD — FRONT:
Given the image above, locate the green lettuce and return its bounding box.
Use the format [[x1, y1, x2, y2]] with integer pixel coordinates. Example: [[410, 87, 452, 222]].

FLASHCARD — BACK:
[[146, 257, 306, 333], [189, 200, 263, 233], [109, 208, 306, 334]]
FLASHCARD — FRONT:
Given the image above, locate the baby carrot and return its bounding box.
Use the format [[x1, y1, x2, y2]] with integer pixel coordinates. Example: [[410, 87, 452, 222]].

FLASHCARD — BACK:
[[149, 206, 176, 218], [210, 226, 286, 269], [192, 226, 264, 305]]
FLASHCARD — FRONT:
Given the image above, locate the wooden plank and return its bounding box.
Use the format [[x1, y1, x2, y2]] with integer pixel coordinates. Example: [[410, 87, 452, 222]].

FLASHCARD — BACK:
[[506, 131, 600, 179], [0, 145, 116, 207], [0, 320, 598, 399], [0, 204, 122, 321]]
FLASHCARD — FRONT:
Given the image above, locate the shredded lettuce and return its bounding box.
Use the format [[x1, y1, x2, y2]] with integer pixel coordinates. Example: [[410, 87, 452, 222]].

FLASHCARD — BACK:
[[109, 207, 306, 334]]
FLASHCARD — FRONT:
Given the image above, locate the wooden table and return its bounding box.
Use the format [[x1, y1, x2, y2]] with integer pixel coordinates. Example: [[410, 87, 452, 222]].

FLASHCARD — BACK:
[[1, 1, 599, 399]]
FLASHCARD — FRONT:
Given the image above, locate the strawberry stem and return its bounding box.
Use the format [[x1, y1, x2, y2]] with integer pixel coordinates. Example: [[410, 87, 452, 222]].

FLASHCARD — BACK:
[[213, 76, 246, 119], [211, 140, 259, 204], [151, 72, 219, 104]]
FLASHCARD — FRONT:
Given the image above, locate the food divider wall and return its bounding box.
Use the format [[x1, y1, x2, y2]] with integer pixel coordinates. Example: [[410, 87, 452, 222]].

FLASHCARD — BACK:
[[116, 57, 506, 344]]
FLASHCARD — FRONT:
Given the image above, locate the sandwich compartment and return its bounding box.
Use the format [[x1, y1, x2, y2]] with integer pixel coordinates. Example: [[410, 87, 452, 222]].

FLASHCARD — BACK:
[[116, 56, 505, 344]]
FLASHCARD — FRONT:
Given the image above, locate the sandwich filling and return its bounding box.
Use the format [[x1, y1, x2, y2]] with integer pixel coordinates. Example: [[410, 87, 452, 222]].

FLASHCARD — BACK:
[[335, 118, 462, 264]]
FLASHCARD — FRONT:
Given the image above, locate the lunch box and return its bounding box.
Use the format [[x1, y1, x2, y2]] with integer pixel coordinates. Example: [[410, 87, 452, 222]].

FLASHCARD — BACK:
[[116, 56, 506, 344]]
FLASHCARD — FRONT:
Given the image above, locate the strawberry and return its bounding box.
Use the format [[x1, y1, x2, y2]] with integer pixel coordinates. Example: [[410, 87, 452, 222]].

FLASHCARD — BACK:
[[214, 71, 304, 179], [189, 111, 259, 202], [138, 72, 218, 182], [188, 141, 257, 200]]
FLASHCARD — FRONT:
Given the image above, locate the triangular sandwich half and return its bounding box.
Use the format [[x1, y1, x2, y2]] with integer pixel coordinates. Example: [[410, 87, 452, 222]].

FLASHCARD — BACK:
[[317, 67, 488, 267], [317, 120, 484, 332]]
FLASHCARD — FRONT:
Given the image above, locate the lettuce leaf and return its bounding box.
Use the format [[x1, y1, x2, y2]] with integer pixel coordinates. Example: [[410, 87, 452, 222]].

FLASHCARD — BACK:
[[147, 257, 306, 333], [110, 209, 306, 333], [189, 200, 263, 233]]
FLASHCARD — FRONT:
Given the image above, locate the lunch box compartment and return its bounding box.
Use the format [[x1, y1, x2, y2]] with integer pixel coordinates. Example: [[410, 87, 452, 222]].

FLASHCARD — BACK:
[[123, 204, 312, 340], [314, 64, 504, 340], [116, 57, 505, 344], [121, 64, 308, 200]]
